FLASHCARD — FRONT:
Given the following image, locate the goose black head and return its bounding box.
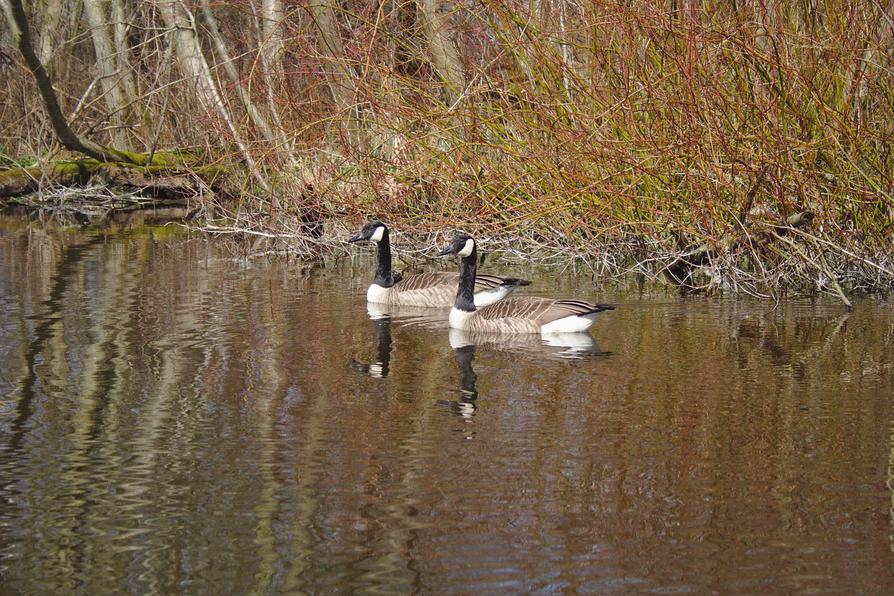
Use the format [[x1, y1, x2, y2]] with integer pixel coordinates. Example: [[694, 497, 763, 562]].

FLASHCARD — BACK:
[[437, 235, 476, 258], [348, 221, 388, 243]]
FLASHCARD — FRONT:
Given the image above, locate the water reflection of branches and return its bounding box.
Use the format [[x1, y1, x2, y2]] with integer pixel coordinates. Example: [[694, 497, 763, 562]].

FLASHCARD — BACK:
[[732, 311, 851, 369], [6, 235, 105, 456]]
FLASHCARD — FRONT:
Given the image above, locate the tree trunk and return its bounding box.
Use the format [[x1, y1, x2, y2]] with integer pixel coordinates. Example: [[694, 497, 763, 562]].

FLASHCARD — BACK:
[[155, 0, 270, 192], [535, 0, 576, 98], [201, 1, 278, 142], [201, 1, 302, 178], [37, 0, 64, 67], [83, 0, 129, 147], [308, 0, 356, 127], [261, 0, 285, 63], [251, 1, 304, 174], [1, 0, 141, 163], [111, 0, 138, 109], [416, 0, 465, 104]]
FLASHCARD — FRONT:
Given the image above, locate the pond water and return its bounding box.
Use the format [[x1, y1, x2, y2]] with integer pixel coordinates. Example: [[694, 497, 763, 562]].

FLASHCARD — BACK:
[[1, 220, 893, 593]]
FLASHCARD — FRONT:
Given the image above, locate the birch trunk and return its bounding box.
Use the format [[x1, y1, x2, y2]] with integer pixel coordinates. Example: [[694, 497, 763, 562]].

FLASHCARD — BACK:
[[202, 1, 301, 172], [251, 2, 303, 172], [261, 0, 284, 64], [537, 0, 573, 97], [155, 0, 270, 193], [308, 0, 356, 127], [416, 0, 465, 103], [83, 0, 128, 146], [37, 0, 64, 66], [111, 0, 138, 106], [201, 2, 277, 142]]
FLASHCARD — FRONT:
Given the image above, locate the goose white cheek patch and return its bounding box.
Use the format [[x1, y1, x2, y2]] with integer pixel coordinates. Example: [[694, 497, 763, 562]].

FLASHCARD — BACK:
[[370, 226, 385, 242], [458, 239, 475, 257]]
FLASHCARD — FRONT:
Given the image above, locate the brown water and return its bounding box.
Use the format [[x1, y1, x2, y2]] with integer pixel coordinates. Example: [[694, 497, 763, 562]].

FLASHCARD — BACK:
[[1, 221, 893, 594]]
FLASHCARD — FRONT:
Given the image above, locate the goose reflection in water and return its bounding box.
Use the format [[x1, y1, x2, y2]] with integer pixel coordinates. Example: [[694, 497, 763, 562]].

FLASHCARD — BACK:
[[366, 302, 450, 329], [350, 311, 392, 378], [438, 329, 607, 420], [351, 303, 450, 378], [438, 338, 479, 420], [447, 328, 604, 359]]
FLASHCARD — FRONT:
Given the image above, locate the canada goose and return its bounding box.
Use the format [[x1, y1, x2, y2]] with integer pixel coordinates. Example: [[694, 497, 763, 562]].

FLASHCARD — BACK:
[[348, 221, 530, 307], [437, 234, 614, 334]]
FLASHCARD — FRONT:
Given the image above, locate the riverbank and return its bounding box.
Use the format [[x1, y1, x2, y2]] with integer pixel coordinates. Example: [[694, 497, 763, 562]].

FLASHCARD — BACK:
[[2, 186, 891, 306], [4, 1, 892, 306]]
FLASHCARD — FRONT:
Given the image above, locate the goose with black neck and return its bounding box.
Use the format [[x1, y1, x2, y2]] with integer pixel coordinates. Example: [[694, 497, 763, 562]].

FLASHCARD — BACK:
[[349, 221, 530, 307], [437, 234, 614, 334]]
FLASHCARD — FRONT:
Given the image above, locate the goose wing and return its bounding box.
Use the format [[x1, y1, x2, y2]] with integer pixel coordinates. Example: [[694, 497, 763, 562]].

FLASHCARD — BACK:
[[476, 297, 613, 325], [393, 272, 457, 292], [474, 296, 554, 321], [394, 272, 527, 294], [546, 300, 614, 323]]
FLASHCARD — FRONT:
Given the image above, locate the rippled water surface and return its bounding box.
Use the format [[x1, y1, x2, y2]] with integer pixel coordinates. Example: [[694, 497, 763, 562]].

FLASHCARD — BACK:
[[1, 221, 893, 593]]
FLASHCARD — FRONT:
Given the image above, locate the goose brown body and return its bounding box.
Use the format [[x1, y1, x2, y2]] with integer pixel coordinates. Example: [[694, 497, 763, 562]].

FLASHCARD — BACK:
[[438, 235, 614, 334], [451, 296, 613, 334]]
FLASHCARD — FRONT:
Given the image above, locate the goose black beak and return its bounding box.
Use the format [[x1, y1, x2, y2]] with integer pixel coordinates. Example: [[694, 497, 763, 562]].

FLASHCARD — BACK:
[[347, 232, 364, 243], [437, 244, 456, 256]]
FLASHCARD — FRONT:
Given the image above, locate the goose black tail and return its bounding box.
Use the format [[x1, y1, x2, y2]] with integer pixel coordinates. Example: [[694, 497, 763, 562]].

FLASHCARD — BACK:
[[590, 303, 615, 313], [500, 277, 531, 288], [556, 299, 615, 315]]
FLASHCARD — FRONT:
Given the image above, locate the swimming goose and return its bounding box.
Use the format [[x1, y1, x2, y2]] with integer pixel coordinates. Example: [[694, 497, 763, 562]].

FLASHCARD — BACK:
[[437, 234, 614, 334], [348, 221, 530, 307]]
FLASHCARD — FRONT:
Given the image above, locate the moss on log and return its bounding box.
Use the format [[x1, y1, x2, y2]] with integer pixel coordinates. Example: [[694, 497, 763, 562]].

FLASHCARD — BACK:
[[0, 152, 231, 202]]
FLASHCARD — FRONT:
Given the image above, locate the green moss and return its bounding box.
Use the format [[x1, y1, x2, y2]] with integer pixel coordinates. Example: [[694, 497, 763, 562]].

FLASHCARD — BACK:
[[99, 149, 199, 167], [0, 151, 37, 170]]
